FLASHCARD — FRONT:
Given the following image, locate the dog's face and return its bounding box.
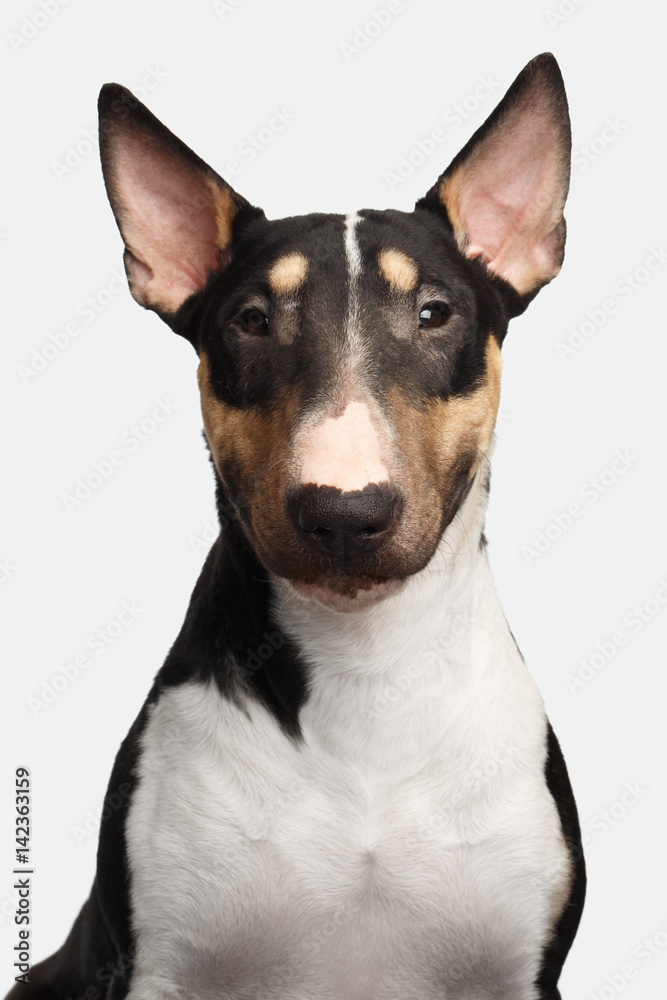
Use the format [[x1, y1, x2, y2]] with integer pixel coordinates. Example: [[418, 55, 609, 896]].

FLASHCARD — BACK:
[[99, 54, 570, 610], [194, 208, 506, 610]]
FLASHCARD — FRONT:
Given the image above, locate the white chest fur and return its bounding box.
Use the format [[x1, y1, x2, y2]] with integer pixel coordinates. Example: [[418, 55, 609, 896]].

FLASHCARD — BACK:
[[125, 541, 569, 1000]]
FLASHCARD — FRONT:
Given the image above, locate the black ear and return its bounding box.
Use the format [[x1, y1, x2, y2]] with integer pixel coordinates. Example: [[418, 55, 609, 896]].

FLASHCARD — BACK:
[[98, 85, 262, 331], [418, 53, 571, 302]]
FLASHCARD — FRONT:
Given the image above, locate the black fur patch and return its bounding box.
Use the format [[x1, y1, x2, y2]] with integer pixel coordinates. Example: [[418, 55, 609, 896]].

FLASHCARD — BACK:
[[160, 508, 311, 739], [535, 722, 587, 994]]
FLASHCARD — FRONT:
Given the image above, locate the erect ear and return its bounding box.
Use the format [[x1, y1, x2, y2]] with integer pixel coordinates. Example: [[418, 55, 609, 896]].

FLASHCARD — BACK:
[[418, 53, 571, 303], [98, 84, 262, 332]]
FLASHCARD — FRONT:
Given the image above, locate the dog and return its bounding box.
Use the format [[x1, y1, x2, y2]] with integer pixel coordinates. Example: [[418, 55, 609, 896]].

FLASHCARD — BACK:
[[10, 51, 585, 1000]]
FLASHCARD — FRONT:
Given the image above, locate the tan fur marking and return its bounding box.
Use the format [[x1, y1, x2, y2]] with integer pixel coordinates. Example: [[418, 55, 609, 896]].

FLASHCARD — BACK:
[[377, 248, 419, 293], [268, 253, 309, 296], [429, 335, 502, 471], [199, 353, 262, 485], [197, 353, 302, 570], [438, 173, 467, 255], [390, 336, 502, 490], [205, 177, 239, 264], [198, 353, 295, 487]]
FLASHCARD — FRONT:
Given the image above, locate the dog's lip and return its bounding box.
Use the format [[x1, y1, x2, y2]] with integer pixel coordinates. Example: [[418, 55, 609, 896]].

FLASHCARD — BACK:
[[291, 576, 404, 612]]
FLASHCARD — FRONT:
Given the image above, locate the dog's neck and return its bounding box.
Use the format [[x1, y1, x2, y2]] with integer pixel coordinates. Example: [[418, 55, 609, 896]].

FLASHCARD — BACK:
[[266, 452, 520, 765], [171, 447, 505, 740]]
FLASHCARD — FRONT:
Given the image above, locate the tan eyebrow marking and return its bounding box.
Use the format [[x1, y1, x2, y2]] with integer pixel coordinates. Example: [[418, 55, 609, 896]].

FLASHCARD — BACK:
[[268, 252, 309, 295], [377, 248, 419, 292]]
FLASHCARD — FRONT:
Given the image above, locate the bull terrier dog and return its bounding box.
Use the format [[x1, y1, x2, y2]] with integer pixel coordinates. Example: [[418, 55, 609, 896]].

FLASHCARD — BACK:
[[11, 51, 585, 1000]]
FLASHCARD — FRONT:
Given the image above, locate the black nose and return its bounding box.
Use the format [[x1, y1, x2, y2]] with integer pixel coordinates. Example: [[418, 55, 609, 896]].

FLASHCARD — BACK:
[[290, 483, 400, 562]]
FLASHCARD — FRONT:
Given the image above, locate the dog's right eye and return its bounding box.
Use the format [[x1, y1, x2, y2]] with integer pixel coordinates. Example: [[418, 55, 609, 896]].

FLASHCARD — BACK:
[[237, 308, 269, 336], [419, 302, 451, 331]]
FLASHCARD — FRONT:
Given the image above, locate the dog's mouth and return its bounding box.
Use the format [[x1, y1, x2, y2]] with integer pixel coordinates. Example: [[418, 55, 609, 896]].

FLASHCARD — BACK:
[[290, 575, 405, 612]]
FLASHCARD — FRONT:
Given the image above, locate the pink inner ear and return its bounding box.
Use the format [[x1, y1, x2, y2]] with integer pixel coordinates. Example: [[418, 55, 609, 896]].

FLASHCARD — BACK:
[[445, 91, 568, 295], [113, 133, 224, 314]]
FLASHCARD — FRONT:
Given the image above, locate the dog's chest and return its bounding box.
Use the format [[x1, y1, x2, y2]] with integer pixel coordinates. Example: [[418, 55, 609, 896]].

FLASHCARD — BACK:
[[125, 640, 568, 1000]]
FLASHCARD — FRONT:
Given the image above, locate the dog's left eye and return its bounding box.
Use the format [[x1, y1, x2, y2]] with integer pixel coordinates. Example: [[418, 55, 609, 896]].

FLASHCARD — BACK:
[[419, 302, 451, 331], [238, 308, 269, 336]]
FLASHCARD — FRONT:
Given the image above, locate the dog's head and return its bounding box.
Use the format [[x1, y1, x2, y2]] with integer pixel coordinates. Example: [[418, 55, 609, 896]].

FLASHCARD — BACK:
[[99, 53, 570, 611]]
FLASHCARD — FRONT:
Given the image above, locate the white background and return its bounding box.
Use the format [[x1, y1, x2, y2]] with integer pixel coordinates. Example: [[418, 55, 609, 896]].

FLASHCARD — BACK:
[[2, 0, 666, 997]]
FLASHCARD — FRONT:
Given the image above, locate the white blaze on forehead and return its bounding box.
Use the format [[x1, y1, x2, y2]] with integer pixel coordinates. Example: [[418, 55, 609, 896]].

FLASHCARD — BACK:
[[344, 211, 362, 277], [299, 401, 389, 491], [344, 212, 362, 353]]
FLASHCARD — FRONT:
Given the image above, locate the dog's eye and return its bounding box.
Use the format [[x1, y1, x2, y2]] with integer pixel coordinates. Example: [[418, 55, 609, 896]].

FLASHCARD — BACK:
[[419, 302, 451, 331], [238, 308, 269, 336]]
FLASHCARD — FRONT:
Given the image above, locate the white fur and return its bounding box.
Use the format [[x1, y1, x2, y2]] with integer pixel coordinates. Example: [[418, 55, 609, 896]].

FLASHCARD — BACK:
[[344, 211, 362, 280], [294, 212, 386, 492], [124, 464, 570, 1000], [341, 211, 366, 371]]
